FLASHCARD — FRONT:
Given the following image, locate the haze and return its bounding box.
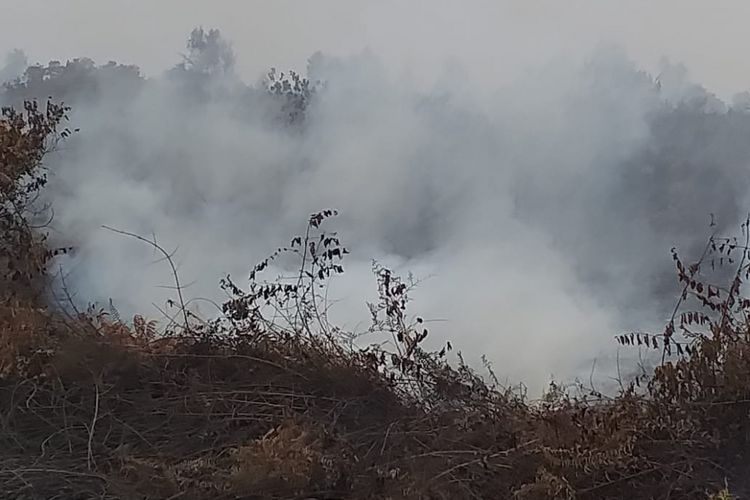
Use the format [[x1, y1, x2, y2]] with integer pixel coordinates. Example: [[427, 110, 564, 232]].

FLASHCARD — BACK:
[[3, 1, 750, 99]]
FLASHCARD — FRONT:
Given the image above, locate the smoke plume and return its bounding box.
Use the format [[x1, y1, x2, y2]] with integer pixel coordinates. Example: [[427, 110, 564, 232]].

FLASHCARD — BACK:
[[2, 29, 749, 393]]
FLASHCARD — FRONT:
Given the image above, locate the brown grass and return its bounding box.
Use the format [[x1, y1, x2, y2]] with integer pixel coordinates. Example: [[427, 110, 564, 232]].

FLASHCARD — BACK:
[[1, 263, 749, 499]]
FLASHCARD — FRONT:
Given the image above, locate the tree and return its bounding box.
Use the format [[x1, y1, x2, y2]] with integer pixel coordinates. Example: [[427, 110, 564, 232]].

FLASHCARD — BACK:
[[175, 27, 236, 77], [3, 58, 142, 106]]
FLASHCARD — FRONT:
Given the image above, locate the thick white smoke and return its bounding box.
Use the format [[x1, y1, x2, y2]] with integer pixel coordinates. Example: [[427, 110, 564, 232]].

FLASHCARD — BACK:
[[2, 32, 748, 394]]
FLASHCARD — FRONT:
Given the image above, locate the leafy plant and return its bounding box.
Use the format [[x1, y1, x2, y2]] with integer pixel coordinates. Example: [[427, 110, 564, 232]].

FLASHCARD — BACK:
[[220, 209, 348, 339], [0, 98, 73, 303]]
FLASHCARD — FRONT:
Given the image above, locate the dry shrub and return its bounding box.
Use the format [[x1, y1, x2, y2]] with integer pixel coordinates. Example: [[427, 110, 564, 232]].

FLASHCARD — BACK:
[[0, 99, 72, 305], [513, 468, 575, 500], [0, 304, 60, 379], [4, 212, 750, 499], [229, 420, 323, 495]]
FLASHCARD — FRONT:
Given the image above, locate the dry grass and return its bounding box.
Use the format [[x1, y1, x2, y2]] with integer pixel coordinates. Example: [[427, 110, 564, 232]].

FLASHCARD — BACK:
[[1, 265, 749, 499]]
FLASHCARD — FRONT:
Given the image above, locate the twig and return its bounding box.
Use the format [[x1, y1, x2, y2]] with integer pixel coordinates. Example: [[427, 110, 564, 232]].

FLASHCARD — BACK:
[[380, 421, 397, 456], [86, 378, 100, 471], [144, 352, 310, 381], [102, 225, 191, 333], [663, 228, 718, 364], [0, 468, 106, 480]]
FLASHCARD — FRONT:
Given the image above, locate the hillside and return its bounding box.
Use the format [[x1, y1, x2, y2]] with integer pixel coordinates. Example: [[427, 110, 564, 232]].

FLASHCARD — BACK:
[[2, 96, 750, 499]]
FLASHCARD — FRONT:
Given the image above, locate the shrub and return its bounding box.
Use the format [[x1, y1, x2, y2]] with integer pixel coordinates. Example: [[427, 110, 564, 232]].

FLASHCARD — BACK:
[[0, 98, 72, 304]]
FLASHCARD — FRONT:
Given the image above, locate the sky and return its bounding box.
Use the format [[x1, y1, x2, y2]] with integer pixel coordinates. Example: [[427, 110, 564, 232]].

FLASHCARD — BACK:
[[2, 1, 750, 99]]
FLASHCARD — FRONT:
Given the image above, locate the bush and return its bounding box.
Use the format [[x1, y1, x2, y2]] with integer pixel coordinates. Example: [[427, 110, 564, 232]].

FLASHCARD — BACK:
[[0, 99, 72, 304]]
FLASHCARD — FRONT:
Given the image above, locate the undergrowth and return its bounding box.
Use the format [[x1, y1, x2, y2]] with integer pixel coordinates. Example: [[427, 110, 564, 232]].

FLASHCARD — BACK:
[[1, 99, 750, 499]]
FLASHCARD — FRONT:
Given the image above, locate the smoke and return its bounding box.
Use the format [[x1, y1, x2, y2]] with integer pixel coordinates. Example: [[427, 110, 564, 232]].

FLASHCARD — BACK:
[[0, 49, 27, 85], [3, 30, 750, 394]]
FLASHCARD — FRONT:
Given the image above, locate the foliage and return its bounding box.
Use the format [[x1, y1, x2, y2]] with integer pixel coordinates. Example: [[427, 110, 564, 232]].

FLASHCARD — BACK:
[[263, 68, 317, 127], [177, 27, 236, 77], [2, 28, 316, 132], [3, 58, 143, 106], [220, 209, 347, 339], [0, 99, 72, 304]]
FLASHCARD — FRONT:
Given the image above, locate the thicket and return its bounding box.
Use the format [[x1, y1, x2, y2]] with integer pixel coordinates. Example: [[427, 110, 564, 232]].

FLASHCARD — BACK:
[[2, 95, 750, 499]]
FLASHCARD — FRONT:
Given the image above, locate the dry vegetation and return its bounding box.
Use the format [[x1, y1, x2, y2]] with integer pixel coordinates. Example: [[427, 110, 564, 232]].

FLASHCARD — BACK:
[[1, 99, 750, 499]]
